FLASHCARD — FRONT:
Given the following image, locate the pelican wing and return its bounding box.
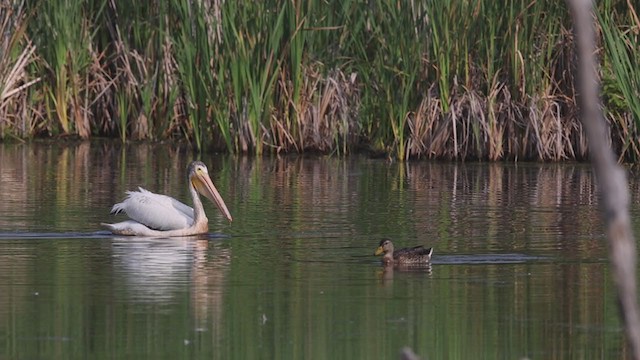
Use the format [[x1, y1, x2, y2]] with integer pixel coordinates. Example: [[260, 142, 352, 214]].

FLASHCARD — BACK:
[[111, 187, 194, 231]]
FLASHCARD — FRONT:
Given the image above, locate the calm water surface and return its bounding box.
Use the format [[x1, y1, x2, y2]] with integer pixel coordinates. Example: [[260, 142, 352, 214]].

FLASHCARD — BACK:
[[0, 141, 638, 359]]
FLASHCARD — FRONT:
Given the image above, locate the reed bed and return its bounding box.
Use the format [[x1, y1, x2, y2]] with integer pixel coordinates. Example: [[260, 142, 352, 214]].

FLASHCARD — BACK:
[[0, 0, 639, 161]]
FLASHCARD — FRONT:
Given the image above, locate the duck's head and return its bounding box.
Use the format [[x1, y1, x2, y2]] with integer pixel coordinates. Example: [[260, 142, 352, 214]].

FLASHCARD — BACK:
[[374, 238, 394, 256]]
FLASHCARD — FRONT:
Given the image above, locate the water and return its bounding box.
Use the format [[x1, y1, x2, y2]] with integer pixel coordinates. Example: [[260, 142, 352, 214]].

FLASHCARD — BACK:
[[0, 141, 635, 358]]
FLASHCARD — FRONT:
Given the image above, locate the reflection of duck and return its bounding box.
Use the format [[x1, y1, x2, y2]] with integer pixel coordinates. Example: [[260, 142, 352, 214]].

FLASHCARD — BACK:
[[374, 238, 433, 266]]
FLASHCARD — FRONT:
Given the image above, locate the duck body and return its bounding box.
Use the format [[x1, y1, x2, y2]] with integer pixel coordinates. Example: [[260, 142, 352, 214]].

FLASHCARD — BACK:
[[374, 238, 433, 266]]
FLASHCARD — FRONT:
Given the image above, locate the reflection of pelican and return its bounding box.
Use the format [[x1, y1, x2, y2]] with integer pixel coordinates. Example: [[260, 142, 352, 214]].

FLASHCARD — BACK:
[[111, 238, 196, 303], [103, 161, 232, 236], [374, 238, 433, 266]]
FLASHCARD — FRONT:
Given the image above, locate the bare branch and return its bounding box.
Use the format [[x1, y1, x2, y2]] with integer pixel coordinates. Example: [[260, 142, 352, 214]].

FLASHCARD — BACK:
[[567, 0, 640, 358]]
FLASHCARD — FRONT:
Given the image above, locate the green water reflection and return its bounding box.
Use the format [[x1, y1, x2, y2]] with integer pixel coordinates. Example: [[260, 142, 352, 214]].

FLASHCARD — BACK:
[[0, 142, 634, 358]]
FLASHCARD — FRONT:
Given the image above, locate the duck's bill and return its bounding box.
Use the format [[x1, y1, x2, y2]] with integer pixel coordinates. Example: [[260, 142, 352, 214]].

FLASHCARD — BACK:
[[374, 246, 384, 256], [194, 173, 233, 222]]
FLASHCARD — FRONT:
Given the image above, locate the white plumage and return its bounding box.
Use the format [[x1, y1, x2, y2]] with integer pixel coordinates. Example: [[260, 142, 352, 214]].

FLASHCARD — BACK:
[[103, 161, 232, 236], [110, 187, 195, 231]]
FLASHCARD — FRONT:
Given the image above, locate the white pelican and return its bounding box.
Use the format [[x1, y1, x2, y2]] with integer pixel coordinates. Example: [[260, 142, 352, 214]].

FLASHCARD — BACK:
[[103, 161, 232, 236]]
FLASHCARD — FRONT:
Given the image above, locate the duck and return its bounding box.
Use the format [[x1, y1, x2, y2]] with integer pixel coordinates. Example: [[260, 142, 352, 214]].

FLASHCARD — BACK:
[[374, 238, 433, 266]]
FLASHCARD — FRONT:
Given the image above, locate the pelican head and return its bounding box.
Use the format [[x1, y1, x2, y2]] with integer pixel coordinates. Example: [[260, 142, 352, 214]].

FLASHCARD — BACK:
[[188, 161, 233, 223]]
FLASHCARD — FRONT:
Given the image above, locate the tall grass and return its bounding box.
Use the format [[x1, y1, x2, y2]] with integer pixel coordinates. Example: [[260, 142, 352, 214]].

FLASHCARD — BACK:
[[173, 0, 209, 150], [598, 0, 640, 160], [32, 0, 102, 138], [2, 0, 640, 161], [0, 1, 40, 139], [221, 2, 289, 155]]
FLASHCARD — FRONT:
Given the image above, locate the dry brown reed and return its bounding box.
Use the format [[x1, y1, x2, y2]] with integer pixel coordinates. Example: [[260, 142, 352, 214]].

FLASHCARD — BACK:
[[0, 3, 40, 139]]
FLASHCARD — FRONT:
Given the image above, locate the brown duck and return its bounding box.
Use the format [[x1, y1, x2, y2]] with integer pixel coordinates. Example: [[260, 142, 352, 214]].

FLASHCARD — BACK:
[[374, 238, 433, 266]]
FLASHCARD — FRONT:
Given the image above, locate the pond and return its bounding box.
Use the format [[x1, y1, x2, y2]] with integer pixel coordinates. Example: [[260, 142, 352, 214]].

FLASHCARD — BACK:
[[0, 141, 637, 359]]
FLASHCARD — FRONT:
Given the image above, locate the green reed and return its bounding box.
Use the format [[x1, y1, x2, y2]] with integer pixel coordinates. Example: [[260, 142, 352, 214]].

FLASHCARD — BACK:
[[282, 1, 305, 149], [337, 1, 426, 159], [381, 2, 424, 161], [104, 0, 168, 141], [3, 0, 640, 161], [173, 0, 206, 150], [32, 0, 100, 138], [222, 1, 287, 155], [598, 2, 640, 159]]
